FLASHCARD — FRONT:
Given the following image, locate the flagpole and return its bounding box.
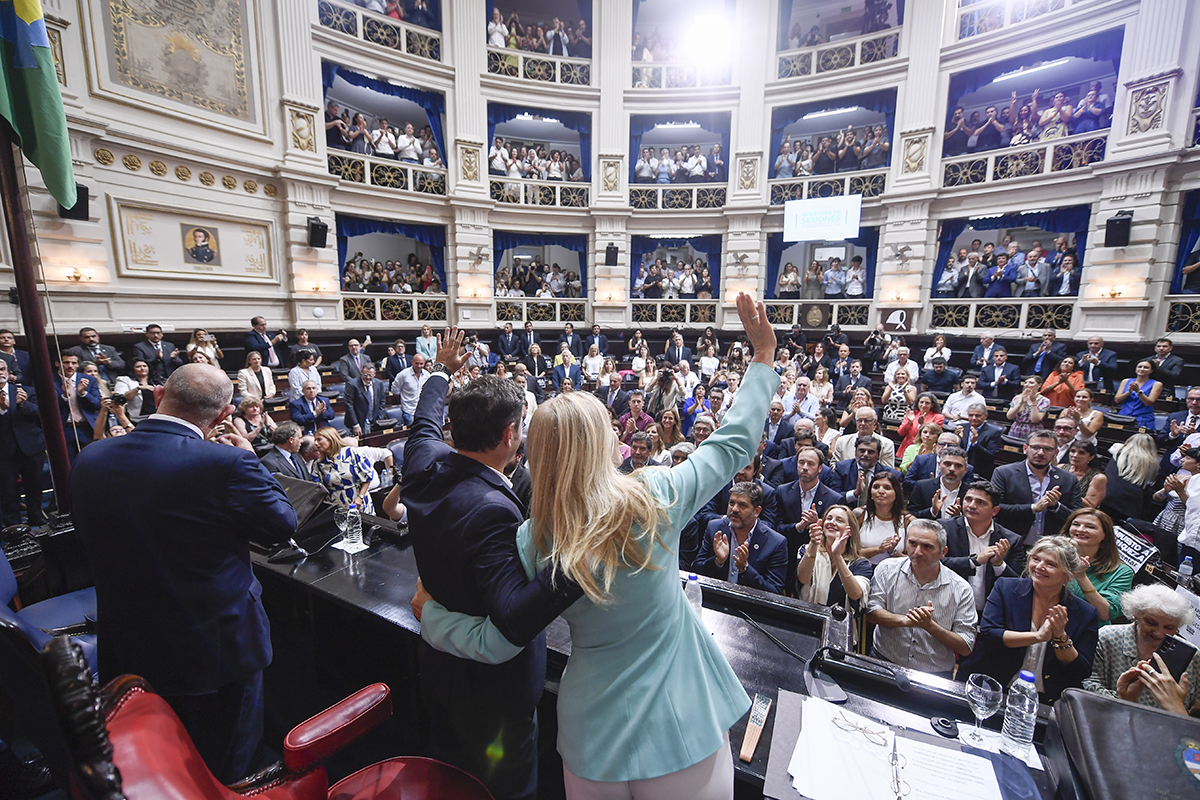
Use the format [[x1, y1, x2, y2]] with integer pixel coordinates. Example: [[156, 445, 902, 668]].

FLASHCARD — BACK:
[[0, 125, 73, 505]]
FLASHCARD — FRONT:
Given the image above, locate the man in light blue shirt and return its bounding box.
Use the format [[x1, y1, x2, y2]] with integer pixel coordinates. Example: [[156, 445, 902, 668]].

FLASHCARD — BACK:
[[822, 258, 847, 299], [390, 354, 430, 426]]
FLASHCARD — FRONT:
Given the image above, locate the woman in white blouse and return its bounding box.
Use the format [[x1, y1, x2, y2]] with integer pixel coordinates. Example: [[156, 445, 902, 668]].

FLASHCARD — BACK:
[[776, 262, 801, 299], [583, 344, 604, 380], [922, 333, 952, 369], [237, 350, 277, 402]]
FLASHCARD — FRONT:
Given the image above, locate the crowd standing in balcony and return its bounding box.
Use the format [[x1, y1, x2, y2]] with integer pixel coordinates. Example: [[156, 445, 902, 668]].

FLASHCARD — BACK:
[[633, 144, 727, 184], [494, 257, 582, 299], [938, 236, 1080, 298], [487, 136, 587, 188], [325, 100, 442, 167], [776, 256, 867, 300], [343, 253, 445, 294], [345, 0, 435, 28], [631, 257, 714, 300], [772, 125, 889, 178], [488, 8, 590, 57], [944, 82, 1112, 157]]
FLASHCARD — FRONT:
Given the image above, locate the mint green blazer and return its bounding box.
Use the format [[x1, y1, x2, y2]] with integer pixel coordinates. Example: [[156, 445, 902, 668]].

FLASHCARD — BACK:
[[418, 361, 778, 782]]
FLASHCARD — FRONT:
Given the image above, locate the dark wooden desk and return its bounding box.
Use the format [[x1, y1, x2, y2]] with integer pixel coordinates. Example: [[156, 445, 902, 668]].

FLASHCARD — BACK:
[[252, 524, 1048, 797]]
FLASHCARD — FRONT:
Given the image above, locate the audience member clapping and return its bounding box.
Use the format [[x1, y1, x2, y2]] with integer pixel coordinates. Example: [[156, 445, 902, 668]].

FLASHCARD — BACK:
[[312, 426, 377, 512]]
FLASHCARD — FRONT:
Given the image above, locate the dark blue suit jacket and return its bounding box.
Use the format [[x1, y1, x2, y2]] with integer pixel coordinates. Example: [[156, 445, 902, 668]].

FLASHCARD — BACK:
[[979, 362, 1021, 399], [385, 353, 412, 381], [245, 330, 284, 368], [1021, 342, 1067, 379], [1076, 348, 1118, 392], [54, 374, 102, 428], [940, 518, 1025, 604], [584, 333, 608, 356], [903, 453, 973, 493], [762, 455, 833, 488], [664, 345, 693, 366], [496, 332, 523, 360], [343, 376, 390, 431], [958, 421, 1004, 479], [399, 374, 581, 765], [991, 461, 1081, 539], [0, 348, 30, 383], [700, 479, 780, 532], [552, 363, 582, 390], [0, 382, 43, 455], [558, 332, 584, 359], [959, 577, 1099, 702], [828, 459, 901, 502], [288, 395, 335, 434], [70, 418, 296, 693], [694, 518, 788, 594]]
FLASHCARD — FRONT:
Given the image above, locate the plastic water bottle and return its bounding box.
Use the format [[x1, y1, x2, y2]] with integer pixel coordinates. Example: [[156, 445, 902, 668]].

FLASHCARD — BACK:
[[343, 503, 362, 547], [1180, 557, 1194, 591], [1000, 670, 1039, 758], [685, 573, 704, 618]]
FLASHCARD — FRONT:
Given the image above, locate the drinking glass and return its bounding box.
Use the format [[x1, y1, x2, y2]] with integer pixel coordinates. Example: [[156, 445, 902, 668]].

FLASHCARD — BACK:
[[965, 673, 1003, 743]]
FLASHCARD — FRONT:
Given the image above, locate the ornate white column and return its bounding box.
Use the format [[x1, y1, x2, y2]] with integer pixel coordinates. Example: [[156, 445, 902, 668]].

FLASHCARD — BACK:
[[447, 0, 489, 201]]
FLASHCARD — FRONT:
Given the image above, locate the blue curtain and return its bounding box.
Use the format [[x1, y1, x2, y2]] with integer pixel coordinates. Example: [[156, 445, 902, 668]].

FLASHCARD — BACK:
[[946, 27, 1124, 105], [768, 89, 897, 178], [336, 214, 446, 286], [1173, 190, 1200, 293], [628, 113, 731, 182], [487, 103, 591, 179], [321, 63, 446, 161], [929, 205, 1092, 294], [765, 229, 878, 299], [629, 235, 723, 294], [493, 231, 588, 288], [488, 0, 591, 35]]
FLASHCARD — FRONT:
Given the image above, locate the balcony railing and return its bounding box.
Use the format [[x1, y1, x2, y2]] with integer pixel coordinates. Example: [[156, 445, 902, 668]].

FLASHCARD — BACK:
[[328, 152, 448, 196], [957, 0, 1082, 40], [941, 132, 1107, 189], [629, 184, 727, 210], [495, 297, 587, 324], [630, 300, 718, 326], [763, 300, 871, 329], [340, 293, 448, 324], [485, 46, 591, 86], [489, 175, 590, 208], [768, 168, 888, 205], [776, 29, 901, 80], [316, 0, 441, 62], [631, 62, 733, 90], [930, 298, 1075, 331], [1168, 299, 1200, 334]]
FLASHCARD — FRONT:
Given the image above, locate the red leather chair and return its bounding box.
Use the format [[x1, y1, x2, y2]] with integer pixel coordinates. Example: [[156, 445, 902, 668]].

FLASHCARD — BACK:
[[41, 637, 493, 800]]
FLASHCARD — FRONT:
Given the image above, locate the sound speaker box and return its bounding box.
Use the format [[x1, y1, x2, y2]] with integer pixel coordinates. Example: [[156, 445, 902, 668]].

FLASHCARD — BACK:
[[1104, 213, 1132, 248], [57, 185, 88, 221], [307, 217, 329, 249], [605, 243, 619, 266]]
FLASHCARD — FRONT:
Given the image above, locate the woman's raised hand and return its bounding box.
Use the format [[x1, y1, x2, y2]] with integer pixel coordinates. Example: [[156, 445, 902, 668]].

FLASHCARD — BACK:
[[736, 293, 777, 366]]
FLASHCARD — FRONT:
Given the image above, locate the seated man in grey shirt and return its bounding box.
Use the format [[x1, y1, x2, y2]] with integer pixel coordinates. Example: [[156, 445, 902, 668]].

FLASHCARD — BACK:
[[866, 519, 978, 679]]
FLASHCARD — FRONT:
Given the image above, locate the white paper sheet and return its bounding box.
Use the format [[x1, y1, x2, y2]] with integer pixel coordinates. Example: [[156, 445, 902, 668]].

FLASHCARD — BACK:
[[956, 726, 1044, 771], [895, 736, 1003, 800], [789, 698, 895, 800]]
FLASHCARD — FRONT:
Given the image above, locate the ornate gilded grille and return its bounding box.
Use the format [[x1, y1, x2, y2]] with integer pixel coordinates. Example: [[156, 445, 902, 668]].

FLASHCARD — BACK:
[[696, 187, 726, 209], [363, 17, 402, 49], [1011, 0, 1065, 24], [496, 302, 524, 322], [560, 186, 589, 208], [381, 298, 413, 321], [328, 154, 365, 183], [631, 304, 658, 323], [849, 173, 886, 198], [777, 52, 813, 79], [665, 189, 694, 210], [527, 302, 555, 322], [770, 181, 805, 206], [975, 303, 1020, 329], [630, 188, 659, 209], [632, 66, 661, 89], [808, 179, 844, 198], [561, 303, 586, 322], [487, 50, 519, 77], [343, 297, 377, 321], [958, 4, 1004, 39], [1026, 303, 1073, 330], [1167, 302, 1200, 334], [1051, 137, 1106, 172], [931, 304, 971, 328], [993, 150, 1044, 181], [406, 30, 441, 61], [816, 45, 854, 73], [943, 159, 987, 187], [765, 304, 796, 326], [416, 299, 447, 321], [689, 303, 716, 324], [860, 34, 898, 64], [491, 180, 519, 204], [660, 304, 687, 323], [414, 170, 446, 195], [838, 305, 869, 327], [561, 63, 590, 86], [318, 0, 358, 35], [370, 162, 408, 190], [523, 58, 555, 82]]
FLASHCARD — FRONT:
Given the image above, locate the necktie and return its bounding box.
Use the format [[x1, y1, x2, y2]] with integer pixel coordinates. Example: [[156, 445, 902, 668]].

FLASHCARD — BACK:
[[292, 453, 307, 479], [367, 384, 374, 422], [966, 429, 974, 450], [1190, 415, 1198, 429], [608, 390, 615, 406], [355, 354, 361, 369]]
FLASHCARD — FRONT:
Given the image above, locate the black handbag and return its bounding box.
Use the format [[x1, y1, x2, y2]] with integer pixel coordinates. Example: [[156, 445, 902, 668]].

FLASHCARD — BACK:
[[1044, 688, 1200, 800]]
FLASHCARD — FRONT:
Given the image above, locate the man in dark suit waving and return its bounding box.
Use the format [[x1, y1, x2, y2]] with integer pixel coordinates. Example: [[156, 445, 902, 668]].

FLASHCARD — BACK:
[[990, 429, 1081, 545], [71, 364, 297, 783], [402, 328, 580, 800], [0, 360, 45, 527]]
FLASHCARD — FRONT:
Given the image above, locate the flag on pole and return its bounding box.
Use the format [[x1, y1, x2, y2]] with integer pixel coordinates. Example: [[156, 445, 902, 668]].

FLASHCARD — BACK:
[[0, 0, 76, 208]]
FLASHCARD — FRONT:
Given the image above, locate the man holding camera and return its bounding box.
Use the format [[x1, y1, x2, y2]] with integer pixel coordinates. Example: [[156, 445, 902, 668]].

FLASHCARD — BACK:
[[245, 317, 287, 369]]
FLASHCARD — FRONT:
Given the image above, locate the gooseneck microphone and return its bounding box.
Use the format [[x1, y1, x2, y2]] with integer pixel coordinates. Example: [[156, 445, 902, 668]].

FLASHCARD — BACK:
[[806, 646, 913, 703]]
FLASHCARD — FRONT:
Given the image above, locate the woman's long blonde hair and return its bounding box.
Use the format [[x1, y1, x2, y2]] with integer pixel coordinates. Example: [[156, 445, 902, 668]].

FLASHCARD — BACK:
[[527, 392, 670, 604]]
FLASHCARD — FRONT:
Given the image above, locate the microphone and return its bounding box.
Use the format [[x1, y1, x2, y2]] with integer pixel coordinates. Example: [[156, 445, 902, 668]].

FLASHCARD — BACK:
[[805, 647, 913, 703]]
